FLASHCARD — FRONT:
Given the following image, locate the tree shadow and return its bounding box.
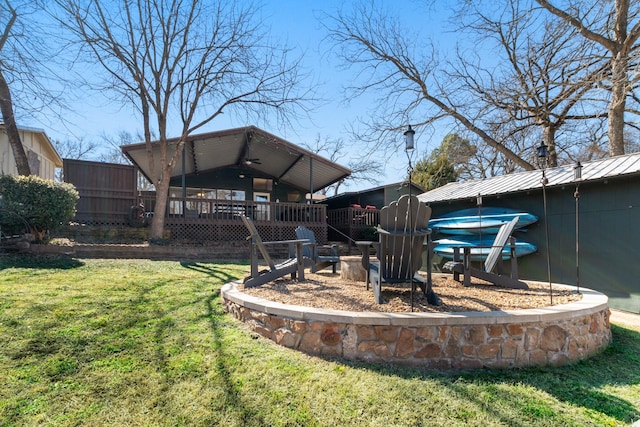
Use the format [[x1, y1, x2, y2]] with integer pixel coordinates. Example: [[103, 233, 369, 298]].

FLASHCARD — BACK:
[[203, 291, 267, 425], [0, 253, 84, 270], [179, 261, 242, 283], [335, 325, 640, 425]]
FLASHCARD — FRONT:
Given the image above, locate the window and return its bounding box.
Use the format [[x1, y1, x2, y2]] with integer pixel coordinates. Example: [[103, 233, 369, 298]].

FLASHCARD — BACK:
[[168, 187, 246, 215], [253, 178, 273, 192]]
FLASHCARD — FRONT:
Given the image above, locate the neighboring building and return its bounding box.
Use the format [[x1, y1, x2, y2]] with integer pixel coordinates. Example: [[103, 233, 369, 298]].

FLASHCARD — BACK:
[[418, 153, 640, 314], [325, 181, 425, 242], [0, 124, 62, 180], [325, 181, 426, 211]]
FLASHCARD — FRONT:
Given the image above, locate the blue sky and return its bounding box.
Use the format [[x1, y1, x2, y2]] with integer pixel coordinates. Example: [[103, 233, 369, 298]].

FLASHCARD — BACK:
[[37, 0, 452, 192]]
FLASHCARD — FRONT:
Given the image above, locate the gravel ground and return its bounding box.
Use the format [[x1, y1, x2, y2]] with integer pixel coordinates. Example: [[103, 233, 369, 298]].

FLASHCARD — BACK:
[[241, 272, 582, 313]]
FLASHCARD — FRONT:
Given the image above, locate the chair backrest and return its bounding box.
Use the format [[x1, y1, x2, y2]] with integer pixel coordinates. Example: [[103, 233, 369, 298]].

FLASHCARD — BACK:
[[378, 194, 432, 281], [295, 226, 317, 259], [483, 216, 519, 272], [241, 215, 276, 270]]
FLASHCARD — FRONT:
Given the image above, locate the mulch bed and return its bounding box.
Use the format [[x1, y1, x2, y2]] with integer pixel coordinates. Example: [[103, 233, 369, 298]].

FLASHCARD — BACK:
[[241, 272, 582, 313]]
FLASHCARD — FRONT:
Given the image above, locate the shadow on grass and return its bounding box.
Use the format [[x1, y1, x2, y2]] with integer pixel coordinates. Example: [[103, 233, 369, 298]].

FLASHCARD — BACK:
[[0, 253, 84, 270], [204, 290, 267, 426], [340, 324, 640, 425], [180, 261, 243, 283]]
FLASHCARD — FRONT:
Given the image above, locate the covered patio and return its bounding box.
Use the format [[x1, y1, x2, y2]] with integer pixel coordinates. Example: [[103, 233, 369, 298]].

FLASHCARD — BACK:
[[117, 126, 351, 242]]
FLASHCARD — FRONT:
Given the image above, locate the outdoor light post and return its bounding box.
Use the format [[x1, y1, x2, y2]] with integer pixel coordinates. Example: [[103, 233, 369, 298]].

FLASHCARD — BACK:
[[574, 161, 583, 294], [537, 142, 553, 305], [477, 193, 483, 247], [404, 125, 415, 311]]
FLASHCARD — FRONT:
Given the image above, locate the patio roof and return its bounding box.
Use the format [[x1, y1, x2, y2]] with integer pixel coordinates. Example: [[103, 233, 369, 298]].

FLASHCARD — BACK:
[[121, 126, 351, 193]]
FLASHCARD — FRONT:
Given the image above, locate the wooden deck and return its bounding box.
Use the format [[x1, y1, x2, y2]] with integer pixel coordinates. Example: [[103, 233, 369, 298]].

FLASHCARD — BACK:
[[73, 193, 329, 243]]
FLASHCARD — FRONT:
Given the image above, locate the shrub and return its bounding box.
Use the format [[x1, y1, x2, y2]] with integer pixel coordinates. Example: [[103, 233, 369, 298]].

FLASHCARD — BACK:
[[0, 175, 79, 242], [361, 226, 378, 241]]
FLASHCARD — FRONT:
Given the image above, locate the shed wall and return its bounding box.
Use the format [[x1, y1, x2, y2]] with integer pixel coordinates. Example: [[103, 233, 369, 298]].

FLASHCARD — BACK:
[[426, 175, 640, 313]]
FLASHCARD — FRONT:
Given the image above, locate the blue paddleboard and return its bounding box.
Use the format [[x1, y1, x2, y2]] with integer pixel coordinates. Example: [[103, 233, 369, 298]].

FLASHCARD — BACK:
[[433, 235, 537, 261], [428, 207, 538, 235]]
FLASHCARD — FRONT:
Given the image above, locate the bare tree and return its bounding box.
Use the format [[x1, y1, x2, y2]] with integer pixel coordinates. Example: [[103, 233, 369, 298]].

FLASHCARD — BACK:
[[53, 137, 99, 161], [454, 0, 609, 167], [326, 1, 633, 176], [54, 0, 311, 240], [302, 135, 382, 196], [1, 1, 73, 176], [536, 0, 640, 156], [0, 1, 29, 175], [324, 1, 536, 173]]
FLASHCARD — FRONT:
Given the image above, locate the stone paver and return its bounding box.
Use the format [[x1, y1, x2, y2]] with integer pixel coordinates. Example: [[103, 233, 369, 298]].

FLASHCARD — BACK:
[[610, 309, 640, 331]]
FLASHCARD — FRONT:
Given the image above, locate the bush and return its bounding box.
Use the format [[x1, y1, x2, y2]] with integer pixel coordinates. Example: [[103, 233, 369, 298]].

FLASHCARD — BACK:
[[0, 175, 79, 242], [361, 226, 378, 241]]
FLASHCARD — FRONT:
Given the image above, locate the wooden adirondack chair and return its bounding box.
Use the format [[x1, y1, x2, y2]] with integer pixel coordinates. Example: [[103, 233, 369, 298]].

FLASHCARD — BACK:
[[294, 226, 340, 273], [359, 195, 441, 305], [443, 216, 529, 289], [241, 216, 310, 288]]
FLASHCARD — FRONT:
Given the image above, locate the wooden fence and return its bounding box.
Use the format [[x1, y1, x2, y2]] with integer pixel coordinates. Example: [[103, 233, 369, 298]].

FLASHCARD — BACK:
[[63, 159, 137, 226]]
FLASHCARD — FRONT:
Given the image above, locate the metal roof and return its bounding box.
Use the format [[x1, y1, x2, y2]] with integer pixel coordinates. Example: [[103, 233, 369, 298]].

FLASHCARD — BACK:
[[121, 126, 351, 193], [324, 181, 426, 201], [418, 152, 640, 204]]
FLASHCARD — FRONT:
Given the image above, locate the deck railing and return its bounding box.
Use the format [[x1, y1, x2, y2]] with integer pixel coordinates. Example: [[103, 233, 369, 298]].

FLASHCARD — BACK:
[[139, 195, 326, 225], [70, 193, 327, 243], [327, 207, 379, 242]]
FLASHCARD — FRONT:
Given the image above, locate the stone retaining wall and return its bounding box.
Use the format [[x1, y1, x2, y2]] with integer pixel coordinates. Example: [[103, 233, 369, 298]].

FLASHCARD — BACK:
[[29, 242, 250, 261], [221, 281, 611, 369]]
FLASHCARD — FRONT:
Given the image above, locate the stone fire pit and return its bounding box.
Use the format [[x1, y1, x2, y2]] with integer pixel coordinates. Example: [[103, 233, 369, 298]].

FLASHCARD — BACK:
[[221, 280, 611, 369]]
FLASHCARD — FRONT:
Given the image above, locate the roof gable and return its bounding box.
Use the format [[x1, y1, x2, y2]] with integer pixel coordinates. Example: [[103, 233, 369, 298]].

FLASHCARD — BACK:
[[121, 126, 351, 192]]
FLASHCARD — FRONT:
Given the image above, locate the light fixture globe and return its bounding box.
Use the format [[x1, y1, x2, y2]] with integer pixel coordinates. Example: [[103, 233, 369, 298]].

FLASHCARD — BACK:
[[404, 125, 415, 151], [537, 142, 549, 161], [574, 161, 583, 181]]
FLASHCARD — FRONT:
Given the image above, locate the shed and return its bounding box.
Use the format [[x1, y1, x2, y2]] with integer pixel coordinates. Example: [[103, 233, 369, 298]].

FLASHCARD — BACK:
[[325, 181, 425, 243], [418, 153, 640, 313], [325, 181, 425, 211]]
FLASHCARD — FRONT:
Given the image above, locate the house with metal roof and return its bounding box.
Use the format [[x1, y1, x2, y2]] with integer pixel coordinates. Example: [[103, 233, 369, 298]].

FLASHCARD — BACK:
[[418, 152, 640, 314]]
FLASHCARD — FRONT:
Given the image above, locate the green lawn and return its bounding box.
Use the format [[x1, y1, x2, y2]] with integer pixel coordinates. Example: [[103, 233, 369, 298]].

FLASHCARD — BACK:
[[0, 256, 638, 426]]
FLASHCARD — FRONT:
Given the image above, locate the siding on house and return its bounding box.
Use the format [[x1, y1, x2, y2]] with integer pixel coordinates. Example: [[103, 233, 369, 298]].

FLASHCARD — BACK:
[[0, 125, 62, 180]]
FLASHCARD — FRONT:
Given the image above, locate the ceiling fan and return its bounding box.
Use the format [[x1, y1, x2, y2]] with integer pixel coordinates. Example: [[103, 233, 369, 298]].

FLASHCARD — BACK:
[[244, 132, 262, 165]]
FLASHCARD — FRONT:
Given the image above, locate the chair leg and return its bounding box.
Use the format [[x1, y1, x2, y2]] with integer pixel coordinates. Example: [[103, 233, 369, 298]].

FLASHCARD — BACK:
[[373, 278, 382, 304]]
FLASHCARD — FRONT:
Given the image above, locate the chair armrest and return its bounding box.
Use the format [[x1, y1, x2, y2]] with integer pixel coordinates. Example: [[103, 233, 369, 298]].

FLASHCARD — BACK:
[[317, 243, 338, 256], [260, 239, 309, 246], [328, 243, 338, 257], [375, 228, 431, 237]]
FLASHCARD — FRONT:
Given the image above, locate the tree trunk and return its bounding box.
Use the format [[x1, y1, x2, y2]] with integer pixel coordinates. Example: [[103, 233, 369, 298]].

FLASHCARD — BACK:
[[0, 68, 30, 175], [608, 52, 627, 156], [542, 125, 558, 167], [149, 176, 169, 241]]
